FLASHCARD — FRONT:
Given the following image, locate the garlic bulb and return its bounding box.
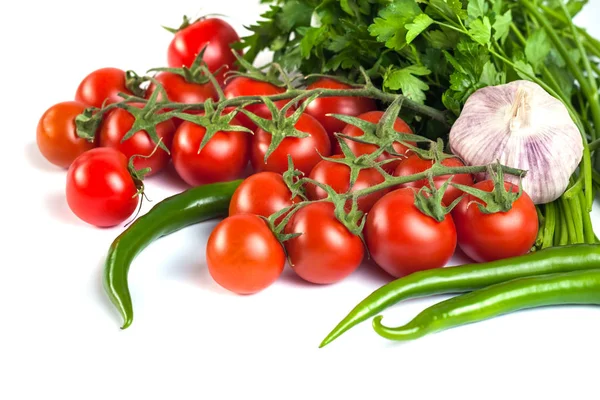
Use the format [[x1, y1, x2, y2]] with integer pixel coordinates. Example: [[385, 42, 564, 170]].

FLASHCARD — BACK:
[[449, 80, 583, 204]]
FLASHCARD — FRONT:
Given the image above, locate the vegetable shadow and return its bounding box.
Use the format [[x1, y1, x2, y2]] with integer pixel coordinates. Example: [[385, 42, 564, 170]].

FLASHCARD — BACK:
[[44, 191, 81, 226], [151, 163, 191, 193], [24, 142, 57, 172]]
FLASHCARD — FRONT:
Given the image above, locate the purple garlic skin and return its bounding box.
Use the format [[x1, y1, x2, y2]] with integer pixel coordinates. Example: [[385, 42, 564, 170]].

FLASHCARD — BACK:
[[449, 80, 583, 204]]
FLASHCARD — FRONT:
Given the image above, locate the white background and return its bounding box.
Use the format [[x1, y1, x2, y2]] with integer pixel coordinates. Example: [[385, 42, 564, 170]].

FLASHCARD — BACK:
[[2, 1, 600, 399]]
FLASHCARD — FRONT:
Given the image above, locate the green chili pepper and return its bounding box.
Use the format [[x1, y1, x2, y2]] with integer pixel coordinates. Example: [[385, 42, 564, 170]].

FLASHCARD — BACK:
[[319, 244, 600, 347], [104, 180, 242, 329], [373, 269, 600, 341]]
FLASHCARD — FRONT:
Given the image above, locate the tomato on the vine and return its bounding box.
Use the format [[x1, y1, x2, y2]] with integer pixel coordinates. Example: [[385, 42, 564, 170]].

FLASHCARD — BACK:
[[284, 202, 364, 284], [171, 120, 250, 186], [365, 188, 457, 278], [66, 148, 139, 227], [251, 113, 331, 175], [336, 111, 414, 171], [223, 77, 289, 131], [306, 156, 387, 213], [229, 172, 300, 221], [146, 72, 217, 109], [394, 154, 474, 205], [206, 214, 285, 294], [304, 78, 376, 142], [75, 68, 132, 108], [37, 101, 96, 168], [452, 180, 538, 263], [167, 18, 240, 85], [98, 107, 175, 176]]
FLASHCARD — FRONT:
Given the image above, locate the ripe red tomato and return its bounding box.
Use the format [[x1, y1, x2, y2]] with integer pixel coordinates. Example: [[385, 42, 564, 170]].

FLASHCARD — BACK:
[[206, 214, 285, 294], [66, 148, 139, 227], [365, 188, 457, 278], [337, 111, 414, 171], [37, 101, 96, 168], [284, 202, 364, 284], [452, 180, 538, 263], [146, 72, 217, 107], [252, 113, 331, 175], [167, 18, 241, 85], [229, 172, 299, 220], [223, 77, 289, 131], [306, 155, 387, 213], [98, 107, 175, 176], [75, 68, 132, 108], [304, 78, 376, 142], [171, 120, 250, 186], [394, 154, 474, 205]]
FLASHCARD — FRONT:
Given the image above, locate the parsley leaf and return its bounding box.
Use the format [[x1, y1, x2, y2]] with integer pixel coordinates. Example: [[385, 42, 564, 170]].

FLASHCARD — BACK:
[[406, 14, 435, 44], [467, 0, 487, 20], [525, 29, 551, 70], [369, 0, 421, 51], [383, 65, 431, 104], [492, 10, 512, 42], [468, 17, 492, 46]]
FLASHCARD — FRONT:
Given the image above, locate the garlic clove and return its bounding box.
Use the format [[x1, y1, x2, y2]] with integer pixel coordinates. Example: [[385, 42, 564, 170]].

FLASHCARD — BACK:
[[449, 80, 583, 204]]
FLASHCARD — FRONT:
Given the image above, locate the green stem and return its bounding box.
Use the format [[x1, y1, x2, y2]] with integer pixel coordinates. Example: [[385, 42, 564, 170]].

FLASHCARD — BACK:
[[541, 202, 555, 249], [559, 196, 577, 244], [569, 195, 585, 244], [578, 189, 596, 244], [590, 139, 600, 152]]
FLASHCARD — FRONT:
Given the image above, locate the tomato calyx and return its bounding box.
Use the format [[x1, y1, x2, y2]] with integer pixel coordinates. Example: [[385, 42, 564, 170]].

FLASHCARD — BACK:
[[412, 175, 462, 222], [75, 107, 104, 142], [148, 49, 212, 86], [125, 70, 148, 98], [330, 96, 431, 157], [162, 15, 196, 34], [452, 164, 525, 214], [281, 155, 308, 201], [225, 51, 289, 88], [242, 91, 321, 163]]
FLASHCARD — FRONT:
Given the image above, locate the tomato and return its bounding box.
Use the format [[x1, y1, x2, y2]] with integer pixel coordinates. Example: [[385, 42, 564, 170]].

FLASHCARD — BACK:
[[66, 148, 138, 227], [167, 18, 241, 85], [252, 113, 331, 175], [75, 68, 132, 108], [171, 120, 250, 186], [146, 71, 217, 108], [394, 154, 474, 205], [304, 78, 376, 142], [98, 107, 175, 176], [284, 202, 364, 284], [452, 180, 538, 263], [306, 155, 387, 213], [223, 77, 289, 131], [365, 188, 457, 278], [206, 214, 285, 294], [37, 101, 96, 168], [229, 172, 299, 221], [337, 111, 414, 171]]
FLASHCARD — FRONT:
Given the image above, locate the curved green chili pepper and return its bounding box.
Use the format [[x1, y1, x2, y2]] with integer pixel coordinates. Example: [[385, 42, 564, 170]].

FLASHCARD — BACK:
[[373, 269, 600, 341], [104, 180, 242, 329], [320, 245, 600, 347]]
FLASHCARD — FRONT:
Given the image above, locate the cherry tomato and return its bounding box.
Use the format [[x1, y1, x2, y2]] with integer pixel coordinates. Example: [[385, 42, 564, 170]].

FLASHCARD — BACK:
[[306, 155, 387, 213], [66, 148, 139, 227], [229, 172, 299, 221], [304, 78, 376, 142], [452, 180, 538, 263], [252, 113, 331, 175], [167, 18, 241, 85], [171, 120, 250, 186], [206, 214, 285, 294], [337, 111, 414, 171], [98, 107, 175, 176], [365, 188, 457, 278], [146, 71, 217, 108], [284, 202, 364, 284], [37, 101, 96, 168], [394, 154, 474, 205], [223, 77, 289, 131], [75, 68, 132, 108]]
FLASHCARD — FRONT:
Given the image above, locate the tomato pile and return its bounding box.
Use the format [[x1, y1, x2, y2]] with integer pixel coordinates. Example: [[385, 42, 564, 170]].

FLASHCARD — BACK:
[[36, 15, 539, 296]]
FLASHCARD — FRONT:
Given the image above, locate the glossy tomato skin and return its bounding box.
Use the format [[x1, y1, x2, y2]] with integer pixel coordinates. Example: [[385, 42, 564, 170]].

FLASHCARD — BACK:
[[66, 148, 138, 227], [98, 107, 175, 176], [365, 188, 457, 278], [304, 78, 376, 142], [171, 120, 250, 186], [167, 18, 240, 85], [306, 155, 387, 213], [229, 172, 299, 220], [337, 111, 414, 171], [37, 101, 95, 168], [223, 77, 289, 131], [206, 214, 285, 294], [252, 113, 331, 175], [75, 68, 131, 108], [146, 72, 217, 106], [452, 181, 538, 263], [394, 155, 474, 205], [284, 202, 364, 284]]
